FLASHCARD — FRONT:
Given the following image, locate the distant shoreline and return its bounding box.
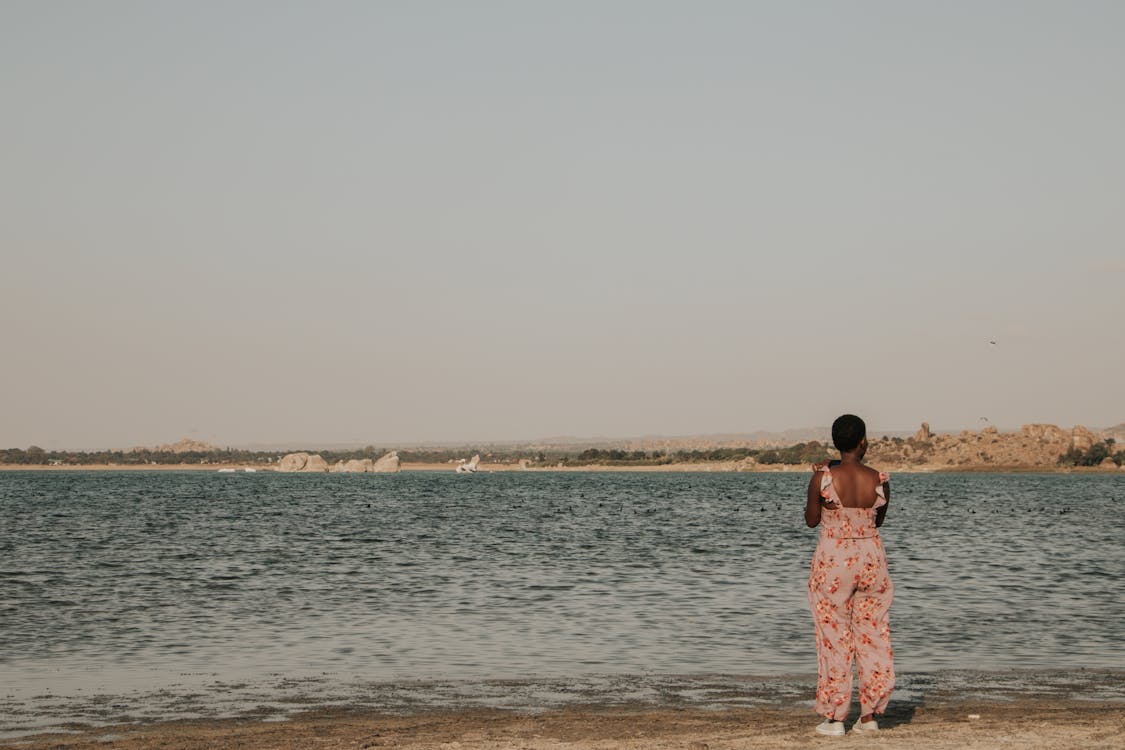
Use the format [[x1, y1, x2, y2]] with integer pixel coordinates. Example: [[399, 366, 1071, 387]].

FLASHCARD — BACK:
[[0, 462, 1120, 474]]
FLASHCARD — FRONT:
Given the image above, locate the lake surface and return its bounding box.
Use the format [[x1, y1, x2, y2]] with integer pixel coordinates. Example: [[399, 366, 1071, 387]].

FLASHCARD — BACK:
[[1, 470, 1123, 733]]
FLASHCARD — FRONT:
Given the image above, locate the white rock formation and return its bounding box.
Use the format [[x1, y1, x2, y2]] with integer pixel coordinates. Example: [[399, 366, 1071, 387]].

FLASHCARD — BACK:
[[277, 452, 309, 472], [277, 452, 329, 472], [456, 454, 481, 473], [371, 451, 401, 473], [283, 451, 398, 473], [332, 458, 375, 473]]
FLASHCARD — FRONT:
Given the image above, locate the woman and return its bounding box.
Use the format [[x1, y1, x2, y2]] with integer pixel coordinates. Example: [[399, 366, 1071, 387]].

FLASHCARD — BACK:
[[805, 414, 894, 736]]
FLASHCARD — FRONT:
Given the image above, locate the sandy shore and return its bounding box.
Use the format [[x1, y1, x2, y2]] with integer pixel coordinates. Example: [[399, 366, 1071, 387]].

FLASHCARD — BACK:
[[6, 701, 1124, 750]]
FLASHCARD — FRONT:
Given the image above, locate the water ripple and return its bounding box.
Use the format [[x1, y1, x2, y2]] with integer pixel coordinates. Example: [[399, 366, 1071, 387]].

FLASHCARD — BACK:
[[0, 470, 1122, 685]]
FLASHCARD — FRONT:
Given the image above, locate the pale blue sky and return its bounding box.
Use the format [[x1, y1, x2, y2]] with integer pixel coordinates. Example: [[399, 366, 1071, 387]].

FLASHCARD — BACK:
[[2, 2, 1122, 449]]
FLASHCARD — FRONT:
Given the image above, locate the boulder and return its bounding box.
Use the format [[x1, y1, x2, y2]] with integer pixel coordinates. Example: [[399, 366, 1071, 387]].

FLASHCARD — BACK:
[[455, 454, 481, 473], [1100, 457, 1118, 469], [277, 452, 309, 472], [278, 452, 329, 472], [333, 458, 375, 473], [304, 454, 329, 472], [371, 451, 401, 473], [913, 422, 933, 441]]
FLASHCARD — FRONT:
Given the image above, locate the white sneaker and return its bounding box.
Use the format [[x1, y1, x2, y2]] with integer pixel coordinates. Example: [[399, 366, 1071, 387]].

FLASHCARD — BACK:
[[853, 718, 879, 732], [816, 719, 845, 736]]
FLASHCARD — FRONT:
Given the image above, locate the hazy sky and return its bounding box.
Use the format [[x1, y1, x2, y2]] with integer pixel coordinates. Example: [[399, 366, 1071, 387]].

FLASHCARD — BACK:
[[3, 2, 1123, 449]]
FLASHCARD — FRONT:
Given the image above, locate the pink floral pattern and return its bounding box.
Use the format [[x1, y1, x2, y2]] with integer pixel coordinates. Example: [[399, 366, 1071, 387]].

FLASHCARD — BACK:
[[808, 467, 894, 720]]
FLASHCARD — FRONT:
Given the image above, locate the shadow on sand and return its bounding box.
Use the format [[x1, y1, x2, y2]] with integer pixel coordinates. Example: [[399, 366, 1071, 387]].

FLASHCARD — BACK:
[[878, 700, 919, 728]]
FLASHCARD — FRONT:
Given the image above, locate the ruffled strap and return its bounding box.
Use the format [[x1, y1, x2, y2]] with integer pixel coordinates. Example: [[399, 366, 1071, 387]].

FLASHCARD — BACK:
[[821, 465, 889, 508], [819, 466, 839, 505], [874, 471, 890, 508]]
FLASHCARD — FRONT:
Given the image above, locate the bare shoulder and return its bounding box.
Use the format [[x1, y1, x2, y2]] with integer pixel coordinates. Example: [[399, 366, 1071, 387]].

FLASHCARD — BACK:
[[862, 464, 884, 482]]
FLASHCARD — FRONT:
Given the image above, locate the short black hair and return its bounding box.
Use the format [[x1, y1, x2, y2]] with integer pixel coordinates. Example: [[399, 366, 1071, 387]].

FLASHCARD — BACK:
[[831, 414, 866, 452]]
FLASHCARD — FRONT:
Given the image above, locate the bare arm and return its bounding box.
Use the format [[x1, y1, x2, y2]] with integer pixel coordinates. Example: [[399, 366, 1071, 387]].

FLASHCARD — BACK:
[[805, 471, 823, 527], [875, 478, 890, 527]]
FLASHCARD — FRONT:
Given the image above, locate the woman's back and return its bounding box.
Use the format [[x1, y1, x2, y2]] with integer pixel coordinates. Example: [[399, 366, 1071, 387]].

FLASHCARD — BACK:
[[824, 462, 883, 508]]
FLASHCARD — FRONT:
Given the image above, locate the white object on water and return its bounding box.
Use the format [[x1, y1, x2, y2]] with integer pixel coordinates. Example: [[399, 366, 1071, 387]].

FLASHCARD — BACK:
[[244, 468, 256, 473], [217, 468, 236, 473], [456, 455, 481, 473]]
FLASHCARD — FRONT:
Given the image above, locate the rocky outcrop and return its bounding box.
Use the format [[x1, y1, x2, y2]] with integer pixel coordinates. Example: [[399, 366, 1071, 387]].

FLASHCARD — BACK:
[[328, 452, 400, 473], [914, 422, 933, 441], [1071, 426, 1098, 452], [735, 455, 759, 472], [332, 458, 374, 473], [371, 451, 400, 473], [277, 452, 309, 471], [1104, 423, 1125, 442], [130, 437, 220, 454], [456, 454, 481, 473], [866, 422, 1119, 469], [277, 452, 329, 472]]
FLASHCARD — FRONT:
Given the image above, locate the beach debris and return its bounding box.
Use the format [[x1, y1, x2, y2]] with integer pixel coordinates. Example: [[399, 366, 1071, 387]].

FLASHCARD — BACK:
[[456, 454, 481, 473]]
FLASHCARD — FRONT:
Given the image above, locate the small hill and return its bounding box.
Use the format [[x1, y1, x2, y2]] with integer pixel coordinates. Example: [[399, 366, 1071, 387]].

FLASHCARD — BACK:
[[130, 438, 221, 454], [867, 423, 1114, 469], [1102, 423, 1125, 442]]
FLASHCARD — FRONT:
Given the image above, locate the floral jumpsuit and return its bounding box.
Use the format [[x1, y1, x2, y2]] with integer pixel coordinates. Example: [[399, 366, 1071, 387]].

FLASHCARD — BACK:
[[807, 466, 895, 720]]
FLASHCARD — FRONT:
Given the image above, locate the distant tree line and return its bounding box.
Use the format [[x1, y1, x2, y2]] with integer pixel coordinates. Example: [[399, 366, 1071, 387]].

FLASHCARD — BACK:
[[0, 447, 278, 466], [0, 441, 842, 467], [563, 442, 832, 466], [0, 445, 399, 466], [0, 445, 521, 466], [19, 437, 1121, 468], [756, 442, 834, 465]]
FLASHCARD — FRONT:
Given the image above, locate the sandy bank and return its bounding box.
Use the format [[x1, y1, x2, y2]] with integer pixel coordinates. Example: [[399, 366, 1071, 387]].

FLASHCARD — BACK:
[[5, 701, 1124, 750]]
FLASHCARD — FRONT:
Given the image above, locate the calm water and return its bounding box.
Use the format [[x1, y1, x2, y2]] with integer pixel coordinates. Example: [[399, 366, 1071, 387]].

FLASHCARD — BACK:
[[3, 470, 1123, 678], [2, 470, 1123, 724]]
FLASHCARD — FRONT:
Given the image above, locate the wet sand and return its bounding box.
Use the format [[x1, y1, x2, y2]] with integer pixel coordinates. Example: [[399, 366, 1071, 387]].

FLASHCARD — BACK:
[[6, 701, 1125, 750]]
